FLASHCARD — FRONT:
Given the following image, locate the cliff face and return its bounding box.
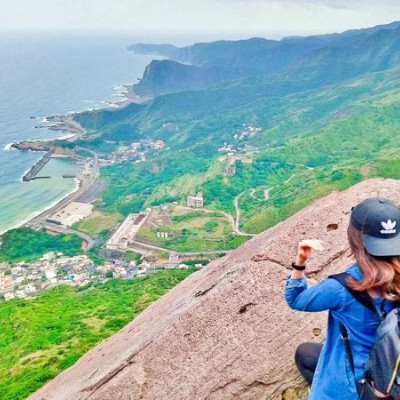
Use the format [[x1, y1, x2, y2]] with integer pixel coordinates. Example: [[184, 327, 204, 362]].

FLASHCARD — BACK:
[[133, 59, 231, 96], [29, 179, 400, 400]]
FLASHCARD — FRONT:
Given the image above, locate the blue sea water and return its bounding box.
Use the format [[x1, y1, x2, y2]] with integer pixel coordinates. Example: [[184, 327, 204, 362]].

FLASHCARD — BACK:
[[0, 33, 155, 234]]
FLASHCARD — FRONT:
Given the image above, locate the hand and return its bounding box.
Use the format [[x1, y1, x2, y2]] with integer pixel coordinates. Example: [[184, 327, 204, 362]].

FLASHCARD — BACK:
[[296, 243, 312, 266], [296, 239, 324, 266]]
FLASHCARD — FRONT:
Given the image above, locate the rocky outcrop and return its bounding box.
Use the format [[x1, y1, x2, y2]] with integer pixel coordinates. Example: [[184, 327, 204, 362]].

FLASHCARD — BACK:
[[12, 141, 52, 152], [12, 140, 76, 157], [29, 179, 400, 400]]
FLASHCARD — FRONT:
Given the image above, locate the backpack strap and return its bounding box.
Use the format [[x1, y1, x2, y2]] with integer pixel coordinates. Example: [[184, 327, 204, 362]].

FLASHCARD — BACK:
[[328, 272, 383, 319], [337, 319, 356, 374], [328, 272, 384, 377]]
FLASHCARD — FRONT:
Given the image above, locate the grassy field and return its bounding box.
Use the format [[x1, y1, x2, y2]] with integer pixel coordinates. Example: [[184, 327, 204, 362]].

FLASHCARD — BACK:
[[73, 211, 122, 236], [0, 269, 196, 400], [136, 207, 246, 252]]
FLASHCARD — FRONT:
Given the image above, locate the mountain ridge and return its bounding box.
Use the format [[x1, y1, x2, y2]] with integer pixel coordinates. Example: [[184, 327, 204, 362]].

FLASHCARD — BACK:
[[129, 21, 400, 96]]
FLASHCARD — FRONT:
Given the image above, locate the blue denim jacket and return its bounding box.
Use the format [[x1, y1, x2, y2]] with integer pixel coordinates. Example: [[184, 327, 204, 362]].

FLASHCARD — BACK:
[[285, 263, 396, 400]]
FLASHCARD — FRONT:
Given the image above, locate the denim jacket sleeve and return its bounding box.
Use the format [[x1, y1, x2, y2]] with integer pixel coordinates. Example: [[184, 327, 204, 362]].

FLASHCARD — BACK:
[[285, 273, 345, 312]]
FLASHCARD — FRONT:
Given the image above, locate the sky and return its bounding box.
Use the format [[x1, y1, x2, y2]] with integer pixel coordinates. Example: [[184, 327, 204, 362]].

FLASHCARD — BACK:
[[0, 0, 400, 43]]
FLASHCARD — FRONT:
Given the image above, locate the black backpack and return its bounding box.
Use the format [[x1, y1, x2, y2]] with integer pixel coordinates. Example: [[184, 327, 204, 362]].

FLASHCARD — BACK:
[[329, 272, 400, 400]]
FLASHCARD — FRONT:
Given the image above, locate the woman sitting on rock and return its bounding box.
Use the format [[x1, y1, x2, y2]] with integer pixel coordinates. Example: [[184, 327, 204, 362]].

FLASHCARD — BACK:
[[285, 197, 400, 400]]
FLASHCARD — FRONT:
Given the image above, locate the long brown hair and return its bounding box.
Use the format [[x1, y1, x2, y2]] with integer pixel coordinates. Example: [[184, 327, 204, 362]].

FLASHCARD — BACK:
[[347, 223, 400, 300]]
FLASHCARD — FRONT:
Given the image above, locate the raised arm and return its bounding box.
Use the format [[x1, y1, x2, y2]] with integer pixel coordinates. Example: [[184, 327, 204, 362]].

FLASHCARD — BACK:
[[285, 240, 344, 312]]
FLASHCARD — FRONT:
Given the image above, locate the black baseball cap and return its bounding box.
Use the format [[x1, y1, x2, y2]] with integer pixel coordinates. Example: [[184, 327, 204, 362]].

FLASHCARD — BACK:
[[351, 197, 400, 257]]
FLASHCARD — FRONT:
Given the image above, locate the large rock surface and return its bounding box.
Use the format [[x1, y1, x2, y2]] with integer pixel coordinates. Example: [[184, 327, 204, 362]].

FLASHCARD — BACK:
[[30, 179, 400, 400]]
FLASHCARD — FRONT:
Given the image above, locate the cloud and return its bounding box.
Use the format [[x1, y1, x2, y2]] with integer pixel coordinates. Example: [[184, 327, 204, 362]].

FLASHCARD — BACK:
[[0, 0, 398, 40]]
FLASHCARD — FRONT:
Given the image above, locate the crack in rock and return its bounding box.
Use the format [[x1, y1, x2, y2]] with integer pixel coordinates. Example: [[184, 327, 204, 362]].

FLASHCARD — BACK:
[[85, 341, 153, 398]]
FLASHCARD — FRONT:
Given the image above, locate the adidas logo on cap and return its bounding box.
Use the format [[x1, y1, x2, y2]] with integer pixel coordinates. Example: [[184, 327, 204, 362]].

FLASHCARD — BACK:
[[381, 219, 397, 235]]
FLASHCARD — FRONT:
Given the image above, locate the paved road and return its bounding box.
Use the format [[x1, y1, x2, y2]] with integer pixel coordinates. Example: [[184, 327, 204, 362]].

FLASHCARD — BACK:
[[44, 223, 97, 250], [234, 192, 256, 237], [178, 205, 252, 237]]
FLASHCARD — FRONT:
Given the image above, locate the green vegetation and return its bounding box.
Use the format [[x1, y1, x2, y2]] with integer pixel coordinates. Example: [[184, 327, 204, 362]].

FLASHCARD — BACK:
[[0, 228, 83, 263], [86, 246, 107, 266], [69, 28, 400, 241], [124, 250, 142, 263], [139, 227, 247, 252], [137, 206, 245, 251], [99, 150, 210, 216], [73, 212, 122, 236], [182, 259, 210, 266], [0, 269, 196, 400], [81, 67, 400, 237]]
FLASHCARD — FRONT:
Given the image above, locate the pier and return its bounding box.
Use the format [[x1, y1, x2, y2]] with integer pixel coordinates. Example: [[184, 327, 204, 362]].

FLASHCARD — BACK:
[[23, 151, 53, 181]]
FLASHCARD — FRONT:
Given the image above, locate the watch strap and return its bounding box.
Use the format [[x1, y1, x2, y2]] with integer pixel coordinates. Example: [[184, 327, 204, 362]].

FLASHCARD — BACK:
[[291, 262, 306, 271]]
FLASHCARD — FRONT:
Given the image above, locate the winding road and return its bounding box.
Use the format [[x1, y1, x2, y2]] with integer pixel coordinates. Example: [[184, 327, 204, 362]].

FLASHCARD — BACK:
[[44, 223, 97, 250], [234, 192, 256, 237]]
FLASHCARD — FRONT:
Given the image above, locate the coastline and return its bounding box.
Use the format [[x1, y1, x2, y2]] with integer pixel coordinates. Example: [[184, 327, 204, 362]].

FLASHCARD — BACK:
[[3, 81, 148, 236], [3, 117, 86, 235], [33, 113, 87, 142], [0, 178, 80, 236]]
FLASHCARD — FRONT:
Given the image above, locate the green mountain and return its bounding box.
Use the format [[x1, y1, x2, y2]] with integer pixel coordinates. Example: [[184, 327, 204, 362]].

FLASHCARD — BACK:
[[74, 21, 400, 236], [129, 21, 400, 95]]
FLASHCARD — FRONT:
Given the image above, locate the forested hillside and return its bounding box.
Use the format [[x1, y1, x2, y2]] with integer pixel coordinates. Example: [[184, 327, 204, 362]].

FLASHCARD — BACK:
[[73, 21, 400, 235], [129, 21, 400, 95]]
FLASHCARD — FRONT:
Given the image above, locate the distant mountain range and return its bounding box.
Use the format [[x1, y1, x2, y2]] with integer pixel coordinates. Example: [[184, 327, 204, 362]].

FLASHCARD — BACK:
[[74, 20, 400, 235], [128, 21, 400, 96]]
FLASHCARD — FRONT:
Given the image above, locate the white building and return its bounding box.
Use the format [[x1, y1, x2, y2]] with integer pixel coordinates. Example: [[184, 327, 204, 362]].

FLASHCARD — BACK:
[[106, 213, 148, 250], [15, 289, 27, 299], [187, 192, 204, 208], [25, 285, 37, 295], [45, 269, 57, 280], [47, 202, 93, 226]]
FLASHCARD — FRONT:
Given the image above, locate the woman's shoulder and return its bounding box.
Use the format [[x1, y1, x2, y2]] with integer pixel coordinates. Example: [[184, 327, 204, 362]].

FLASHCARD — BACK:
[[345, 262, 362, 280]]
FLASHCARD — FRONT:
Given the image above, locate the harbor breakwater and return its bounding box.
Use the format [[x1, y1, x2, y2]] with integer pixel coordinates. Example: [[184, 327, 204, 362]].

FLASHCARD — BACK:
[[22, 150, 53, 181]]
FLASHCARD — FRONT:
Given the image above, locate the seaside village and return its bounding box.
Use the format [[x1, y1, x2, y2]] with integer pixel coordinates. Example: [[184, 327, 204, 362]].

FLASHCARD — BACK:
[[0, 240, 204, 302], [100, 138, 165, 165], [0, 192, 206, 302], [0, 125, 261, 302]]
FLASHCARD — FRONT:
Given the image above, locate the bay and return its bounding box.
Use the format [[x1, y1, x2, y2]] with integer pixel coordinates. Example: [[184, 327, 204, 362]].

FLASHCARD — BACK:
[[0, 33, 155, 234]]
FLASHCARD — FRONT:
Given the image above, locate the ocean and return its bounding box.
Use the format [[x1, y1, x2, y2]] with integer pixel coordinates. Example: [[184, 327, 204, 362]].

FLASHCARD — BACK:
[[0, 33, 155, 234]]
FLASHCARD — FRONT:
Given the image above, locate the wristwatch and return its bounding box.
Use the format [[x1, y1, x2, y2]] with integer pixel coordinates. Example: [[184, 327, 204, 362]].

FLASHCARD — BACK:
[[291, 262, 306, 271]]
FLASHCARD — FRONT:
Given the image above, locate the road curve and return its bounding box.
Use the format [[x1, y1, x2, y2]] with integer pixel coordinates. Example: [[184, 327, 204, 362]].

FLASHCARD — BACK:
[[44, 223, 97, 251], [234, 192, 256, 237]]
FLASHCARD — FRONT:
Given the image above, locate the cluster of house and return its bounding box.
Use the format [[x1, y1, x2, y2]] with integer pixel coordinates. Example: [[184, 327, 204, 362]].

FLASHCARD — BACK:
[[99, 139, 165, 165], [0, 253, 141, 301], [0, 253, 96, 301], [218, 125, 262, 152], [0, 250, 204, 302]]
